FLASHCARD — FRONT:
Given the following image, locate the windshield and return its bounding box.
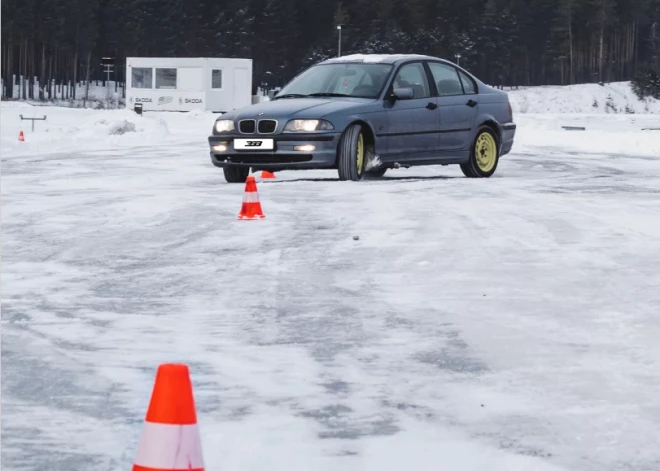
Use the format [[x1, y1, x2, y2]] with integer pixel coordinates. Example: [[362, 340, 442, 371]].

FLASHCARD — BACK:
[[275, 63, 393, 99]]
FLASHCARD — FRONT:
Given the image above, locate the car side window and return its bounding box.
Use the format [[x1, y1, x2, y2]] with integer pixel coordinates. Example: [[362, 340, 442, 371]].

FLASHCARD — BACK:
[[428, 62, 464, 97], [393, 63, 430, 99], [458, 70, 477, 94]]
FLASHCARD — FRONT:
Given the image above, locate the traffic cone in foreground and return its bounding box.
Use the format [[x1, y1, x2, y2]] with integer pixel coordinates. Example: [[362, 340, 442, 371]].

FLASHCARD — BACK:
[[238, 176, 266, 220], [132, 363, 205, 471], [260, 170, 276, 179], [18, 131, 25, 142]]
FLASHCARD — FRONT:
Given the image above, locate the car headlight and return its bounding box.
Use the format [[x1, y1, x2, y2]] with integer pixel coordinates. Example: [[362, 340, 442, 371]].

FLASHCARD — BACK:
[[284, 119, 334, 132], [214, 119, 235, 133]]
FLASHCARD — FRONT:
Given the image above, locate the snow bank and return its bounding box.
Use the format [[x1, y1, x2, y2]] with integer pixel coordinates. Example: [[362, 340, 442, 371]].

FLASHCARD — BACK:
[[3, 79, 657, 161], [184, 109, 206, 118], [507, 81, 660, 114], [514, 113, 660, 158], [0, 102, 217, 158]]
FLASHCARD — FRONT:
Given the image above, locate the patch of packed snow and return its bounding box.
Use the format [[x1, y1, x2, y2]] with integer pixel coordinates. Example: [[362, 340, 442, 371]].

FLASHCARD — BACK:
[[184, 108, 214, 118], [2, 88, 660, 471], [107, 120, 137, 135]]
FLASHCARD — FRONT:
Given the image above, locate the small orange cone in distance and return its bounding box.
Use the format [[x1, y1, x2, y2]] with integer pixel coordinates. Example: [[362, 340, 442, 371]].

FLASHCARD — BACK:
[[260, 170, 276, 179], [132, 363, 205, 471], [238, 176, 266, 220], [18, 131, 25, 142]]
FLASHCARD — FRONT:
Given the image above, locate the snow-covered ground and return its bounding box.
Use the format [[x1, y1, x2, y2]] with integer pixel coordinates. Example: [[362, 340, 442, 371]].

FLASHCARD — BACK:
[[2, 86, 660, 471], [507, 81, 660, 114]]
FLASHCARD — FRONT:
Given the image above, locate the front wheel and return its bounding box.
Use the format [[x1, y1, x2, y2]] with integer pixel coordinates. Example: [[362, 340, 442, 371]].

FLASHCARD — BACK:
[[365, 167, 387, 178], [460, 126, 500, 178], [223, 166, 250, 183], [337, 124, 366, 181]]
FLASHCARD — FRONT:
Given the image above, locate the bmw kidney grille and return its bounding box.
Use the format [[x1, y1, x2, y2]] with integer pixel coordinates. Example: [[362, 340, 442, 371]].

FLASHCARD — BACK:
[[257, 119, 277, 134]]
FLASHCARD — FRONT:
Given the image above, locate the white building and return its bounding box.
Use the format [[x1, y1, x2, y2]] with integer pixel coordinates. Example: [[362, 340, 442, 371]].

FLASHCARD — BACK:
[[125, 57, 253, 112]]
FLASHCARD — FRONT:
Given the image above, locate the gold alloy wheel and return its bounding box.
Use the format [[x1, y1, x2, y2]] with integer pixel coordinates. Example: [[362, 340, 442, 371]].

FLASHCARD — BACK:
[[356, 132, 364, 173], [475, 132, 497, 172]]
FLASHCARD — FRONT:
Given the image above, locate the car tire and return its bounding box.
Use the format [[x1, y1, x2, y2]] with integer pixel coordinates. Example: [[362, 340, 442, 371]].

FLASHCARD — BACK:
[[337, 123, 366, 181], [223, 166, 250, 183], [365, 167, 387, 178], [460, 125, 500, 178]]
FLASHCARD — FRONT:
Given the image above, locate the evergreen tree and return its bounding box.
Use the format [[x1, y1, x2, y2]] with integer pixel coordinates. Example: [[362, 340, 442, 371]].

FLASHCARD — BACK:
[[2, 0, 660, 100]]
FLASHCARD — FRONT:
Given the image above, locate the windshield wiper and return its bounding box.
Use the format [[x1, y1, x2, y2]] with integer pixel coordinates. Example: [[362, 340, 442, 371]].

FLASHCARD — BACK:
[[272, 93, 309, 100], [306, 93, 352, 97]]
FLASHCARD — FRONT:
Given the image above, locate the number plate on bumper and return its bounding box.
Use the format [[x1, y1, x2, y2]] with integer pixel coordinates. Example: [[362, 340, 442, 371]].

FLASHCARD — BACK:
[[234, 138, 274, 150]]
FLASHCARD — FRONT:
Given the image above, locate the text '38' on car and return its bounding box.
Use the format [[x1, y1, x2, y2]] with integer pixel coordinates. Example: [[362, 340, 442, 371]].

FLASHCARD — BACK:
[[208, 54, 517, 183]]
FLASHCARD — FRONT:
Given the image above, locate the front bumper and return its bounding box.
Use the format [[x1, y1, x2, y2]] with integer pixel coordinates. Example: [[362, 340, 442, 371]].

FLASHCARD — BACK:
[[500, 122, 516, 156], [208, 133, 340, 170]]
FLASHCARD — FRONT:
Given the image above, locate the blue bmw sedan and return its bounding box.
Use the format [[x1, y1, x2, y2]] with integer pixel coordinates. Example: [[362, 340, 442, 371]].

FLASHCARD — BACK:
[[208, 54, 516, 182]]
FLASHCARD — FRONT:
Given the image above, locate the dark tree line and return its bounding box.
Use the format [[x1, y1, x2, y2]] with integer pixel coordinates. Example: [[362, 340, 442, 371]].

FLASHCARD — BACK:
[[2, 0, 660, 101]]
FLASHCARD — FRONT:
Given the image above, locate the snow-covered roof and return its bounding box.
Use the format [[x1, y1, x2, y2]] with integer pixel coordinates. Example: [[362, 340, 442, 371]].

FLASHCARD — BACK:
[[321, 54, 435, 64]]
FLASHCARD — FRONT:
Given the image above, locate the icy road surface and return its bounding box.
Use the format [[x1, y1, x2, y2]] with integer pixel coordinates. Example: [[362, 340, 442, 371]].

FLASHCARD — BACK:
[[2, 106, 660, 471]]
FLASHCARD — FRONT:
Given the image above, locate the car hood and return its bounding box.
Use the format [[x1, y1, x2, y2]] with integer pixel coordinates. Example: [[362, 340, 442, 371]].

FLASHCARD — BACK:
[[227, 97, 375, 121]]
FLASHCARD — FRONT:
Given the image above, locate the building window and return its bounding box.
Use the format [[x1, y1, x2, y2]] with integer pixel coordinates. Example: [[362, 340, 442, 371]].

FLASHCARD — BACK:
[[131, 68, 153, 89], [211, 69, 223, 89], [155, 68, 177, 89]]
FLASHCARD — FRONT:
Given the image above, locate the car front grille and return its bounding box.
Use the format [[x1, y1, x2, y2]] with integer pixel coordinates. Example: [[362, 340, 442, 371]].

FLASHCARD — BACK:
[[258, 120, 277, 134], [239, 120, 256, 133]]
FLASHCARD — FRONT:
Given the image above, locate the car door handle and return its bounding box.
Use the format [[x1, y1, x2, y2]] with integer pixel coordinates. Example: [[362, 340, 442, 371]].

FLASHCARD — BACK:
[[426, 102, 438, 110], [466, 99, 478, 107]]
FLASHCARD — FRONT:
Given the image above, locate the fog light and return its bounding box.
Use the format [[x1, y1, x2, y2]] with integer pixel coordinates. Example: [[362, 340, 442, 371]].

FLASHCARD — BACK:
[[294, 144, 315, 152], [212, 143, 228, 152]]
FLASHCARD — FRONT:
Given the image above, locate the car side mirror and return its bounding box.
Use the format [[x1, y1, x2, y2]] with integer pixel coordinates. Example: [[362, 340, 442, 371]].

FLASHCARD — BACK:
[[391, 87, 414, 100]]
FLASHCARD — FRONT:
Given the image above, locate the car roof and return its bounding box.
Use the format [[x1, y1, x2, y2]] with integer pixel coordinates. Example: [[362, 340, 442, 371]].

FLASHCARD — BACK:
[[320, 54, 450, 65]]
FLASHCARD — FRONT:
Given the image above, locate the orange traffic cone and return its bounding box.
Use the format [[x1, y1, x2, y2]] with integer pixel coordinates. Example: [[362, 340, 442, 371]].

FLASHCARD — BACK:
[[132, 363, 205, 471], [18, 131, 25, 142], [260, 170, 276, 179], [238, 176, 266, 220]]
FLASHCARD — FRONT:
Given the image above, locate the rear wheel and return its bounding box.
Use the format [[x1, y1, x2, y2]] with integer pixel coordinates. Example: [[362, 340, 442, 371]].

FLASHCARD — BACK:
[[223, 166, 250, 183], [337, 124, 366, 181], [460, 125, 500, 178]]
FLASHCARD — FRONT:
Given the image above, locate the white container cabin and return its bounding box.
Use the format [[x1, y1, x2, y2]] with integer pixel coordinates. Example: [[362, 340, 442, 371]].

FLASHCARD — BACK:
[[125, 57, 253, 112]]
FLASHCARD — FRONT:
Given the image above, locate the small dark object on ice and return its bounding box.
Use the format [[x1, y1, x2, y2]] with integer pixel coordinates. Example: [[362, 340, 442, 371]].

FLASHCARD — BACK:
[[353, 235, 360, 241]]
